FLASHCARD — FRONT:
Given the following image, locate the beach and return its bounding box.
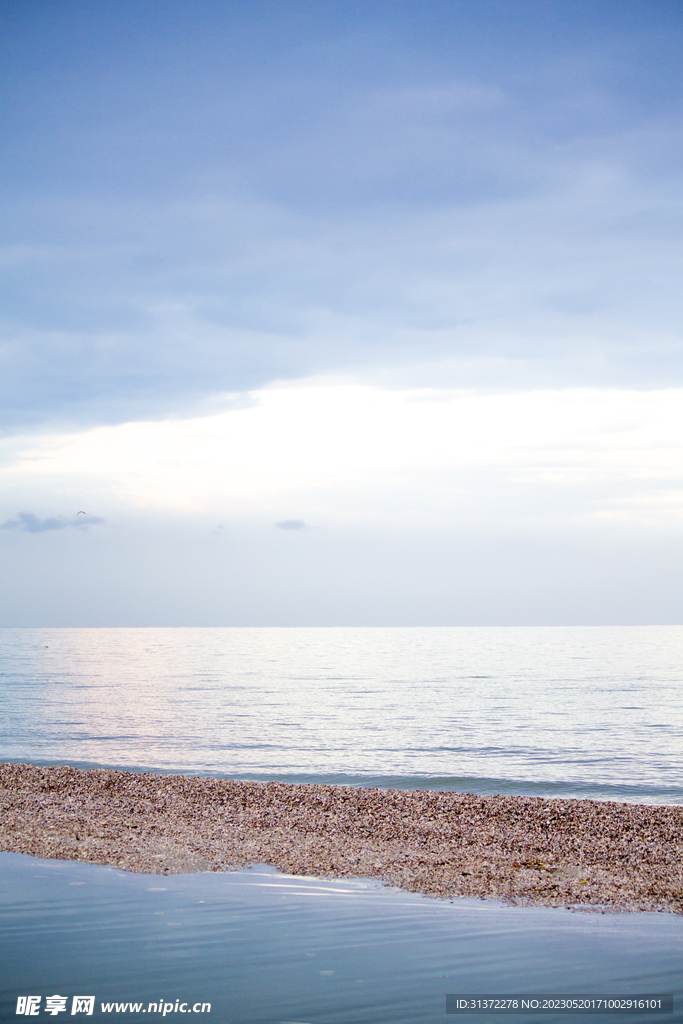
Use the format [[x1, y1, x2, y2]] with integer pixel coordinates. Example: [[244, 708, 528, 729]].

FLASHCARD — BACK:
[[1, 763, 681, 913]]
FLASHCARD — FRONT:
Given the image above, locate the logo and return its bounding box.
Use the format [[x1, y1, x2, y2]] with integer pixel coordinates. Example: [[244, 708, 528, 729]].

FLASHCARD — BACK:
[[16, 996, 95, 1016]]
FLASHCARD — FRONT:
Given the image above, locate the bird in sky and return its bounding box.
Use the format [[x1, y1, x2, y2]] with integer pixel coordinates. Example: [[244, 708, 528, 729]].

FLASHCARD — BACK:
[[77, 511, 87, 515]]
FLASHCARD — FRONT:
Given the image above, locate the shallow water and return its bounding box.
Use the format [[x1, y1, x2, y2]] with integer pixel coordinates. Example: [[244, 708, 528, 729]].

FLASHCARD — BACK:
[[1, 854, 681, 1024], [2, 626, 683, 803]]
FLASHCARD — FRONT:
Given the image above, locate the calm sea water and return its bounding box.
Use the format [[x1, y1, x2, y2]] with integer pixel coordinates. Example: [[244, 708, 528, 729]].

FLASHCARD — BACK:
[[1, 854, 681, 1024], [1, 626, 682, 802]]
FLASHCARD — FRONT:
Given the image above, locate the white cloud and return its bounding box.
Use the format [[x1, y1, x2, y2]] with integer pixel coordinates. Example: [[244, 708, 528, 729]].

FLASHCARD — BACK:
[[2, 380, 682, 533]]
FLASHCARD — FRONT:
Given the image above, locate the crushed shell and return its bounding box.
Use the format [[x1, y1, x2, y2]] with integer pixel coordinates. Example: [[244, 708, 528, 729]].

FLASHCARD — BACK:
[[1, 763, 682, 914]]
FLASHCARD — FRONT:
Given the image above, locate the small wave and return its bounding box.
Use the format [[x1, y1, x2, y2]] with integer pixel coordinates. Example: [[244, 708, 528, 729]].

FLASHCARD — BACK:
[[12, 759, 683, 805]]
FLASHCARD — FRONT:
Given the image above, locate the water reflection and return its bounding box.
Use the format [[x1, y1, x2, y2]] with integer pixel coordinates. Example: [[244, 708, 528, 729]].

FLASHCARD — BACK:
[[1, 854, 681, 1024]]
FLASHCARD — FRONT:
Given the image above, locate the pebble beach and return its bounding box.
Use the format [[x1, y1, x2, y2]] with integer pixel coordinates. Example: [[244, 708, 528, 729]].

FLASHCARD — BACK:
[[1, 763, 682, 914]]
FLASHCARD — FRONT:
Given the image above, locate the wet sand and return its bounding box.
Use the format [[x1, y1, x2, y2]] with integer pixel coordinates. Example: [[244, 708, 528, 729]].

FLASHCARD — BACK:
[[1, 763, 681, 913]]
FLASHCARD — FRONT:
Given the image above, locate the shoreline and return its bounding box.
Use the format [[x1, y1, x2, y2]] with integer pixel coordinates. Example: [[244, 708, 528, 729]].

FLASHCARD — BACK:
[[1, 763, 682, 914]]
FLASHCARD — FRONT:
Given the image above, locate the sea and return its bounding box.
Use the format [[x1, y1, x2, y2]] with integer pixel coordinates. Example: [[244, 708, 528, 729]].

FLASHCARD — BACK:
[[1, 626, 682, 1024]]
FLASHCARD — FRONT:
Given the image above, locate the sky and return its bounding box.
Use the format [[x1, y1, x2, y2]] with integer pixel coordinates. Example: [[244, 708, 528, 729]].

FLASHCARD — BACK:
[[1, 0, 682, 625]]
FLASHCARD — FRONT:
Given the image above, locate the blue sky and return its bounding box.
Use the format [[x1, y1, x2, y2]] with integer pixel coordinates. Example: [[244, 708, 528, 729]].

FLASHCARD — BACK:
[[1, 0, 682, 624]]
